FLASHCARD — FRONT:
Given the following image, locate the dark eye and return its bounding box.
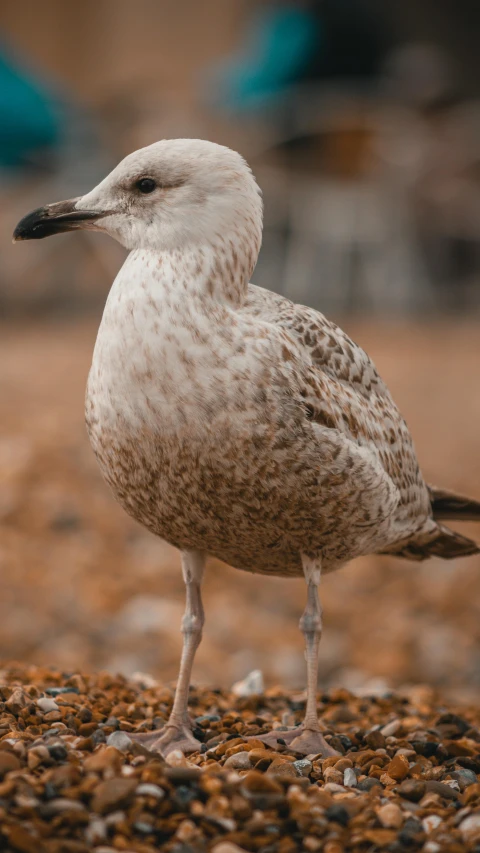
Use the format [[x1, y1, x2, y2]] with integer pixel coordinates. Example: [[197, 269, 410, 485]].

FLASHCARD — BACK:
[[135, 178, 157, 194]]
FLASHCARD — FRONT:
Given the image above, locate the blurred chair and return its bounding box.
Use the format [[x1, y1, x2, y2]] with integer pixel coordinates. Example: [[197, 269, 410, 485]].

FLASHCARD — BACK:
[[256, 89, 433, 316]]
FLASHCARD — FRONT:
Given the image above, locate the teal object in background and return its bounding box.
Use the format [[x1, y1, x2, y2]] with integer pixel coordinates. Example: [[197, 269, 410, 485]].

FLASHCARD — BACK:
[[0, 47, 61, 169], [211, 6, 321, 112]]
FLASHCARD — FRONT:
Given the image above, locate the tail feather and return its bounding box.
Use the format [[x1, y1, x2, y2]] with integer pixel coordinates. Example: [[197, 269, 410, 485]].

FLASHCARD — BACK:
[[381, 523, 479, 562], [429, 485, 480, 522]]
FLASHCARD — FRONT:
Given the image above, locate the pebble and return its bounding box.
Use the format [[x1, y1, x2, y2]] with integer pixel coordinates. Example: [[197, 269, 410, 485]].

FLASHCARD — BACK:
[[377, 803, 404, 829], [0, 663, 477, 853], [387, 754, 410, 781], [224, 751, 252, 770], [36, 697, 59, 713], [397, 779, 426, 802], [106, 731, 132, 753], [459, 813, 480, 843], [0, 751, 21, 778], [380, 719, 401, 737], [91, 778, 137, 814], [343, 767, 357, 787], [293, 759, 313, 777], [135, 782, 165, 799], [231, 669, 265, 697], [422, 814, 443, 833]]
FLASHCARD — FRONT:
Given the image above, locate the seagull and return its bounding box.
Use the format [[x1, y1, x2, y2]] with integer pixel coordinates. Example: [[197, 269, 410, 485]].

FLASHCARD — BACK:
[[14, 139, 480, 758]]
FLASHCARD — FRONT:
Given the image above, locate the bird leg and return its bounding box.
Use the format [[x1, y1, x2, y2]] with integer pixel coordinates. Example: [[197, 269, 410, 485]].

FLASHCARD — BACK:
[[130, 550, 205, 756], [258, 555, 338, 757]]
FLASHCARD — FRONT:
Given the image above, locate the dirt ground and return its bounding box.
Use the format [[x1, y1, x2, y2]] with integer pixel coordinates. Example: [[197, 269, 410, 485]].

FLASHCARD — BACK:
[[0, 319, 479, 701]]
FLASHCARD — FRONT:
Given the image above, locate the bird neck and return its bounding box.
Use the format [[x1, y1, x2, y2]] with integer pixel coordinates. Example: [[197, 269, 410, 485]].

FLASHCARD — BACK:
[[145, 219, 261, 310]]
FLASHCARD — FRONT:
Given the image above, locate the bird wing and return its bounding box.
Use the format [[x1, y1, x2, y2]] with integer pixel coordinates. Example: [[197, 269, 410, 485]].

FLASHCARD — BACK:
[[244, 284, 388, 399], [242, 284, 431, 530]]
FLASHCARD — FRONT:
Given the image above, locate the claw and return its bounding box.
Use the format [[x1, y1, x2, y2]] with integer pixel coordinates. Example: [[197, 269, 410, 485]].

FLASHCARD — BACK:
[[254, 725, 339, 757], [130, 724, 202, 757]]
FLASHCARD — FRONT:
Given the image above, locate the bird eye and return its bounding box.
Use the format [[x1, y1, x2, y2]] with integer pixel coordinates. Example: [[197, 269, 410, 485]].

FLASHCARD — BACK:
[[135, 178, 157, 194]]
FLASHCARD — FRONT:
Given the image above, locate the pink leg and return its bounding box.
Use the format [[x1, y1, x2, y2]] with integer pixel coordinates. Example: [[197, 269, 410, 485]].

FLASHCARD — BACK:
[[258, 555, 338, 757], [131, 550, 205, 756]]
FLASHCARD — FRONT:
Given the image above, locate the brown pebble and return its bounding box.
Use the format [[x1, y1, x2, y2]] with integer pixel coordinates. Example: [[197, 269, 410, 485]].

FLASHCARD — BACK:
[[241, 770, 283, 795], [365, 730, 387, 750], [267, 760, 298, 779], [91, 778, 137, 814], [387, 754, 410, 781], [376, 802, 404, 829], [84, 746, 123, 774], [6, 826, 40, 853], [0, 751, 21, 779], [397, 780, 426, 802]]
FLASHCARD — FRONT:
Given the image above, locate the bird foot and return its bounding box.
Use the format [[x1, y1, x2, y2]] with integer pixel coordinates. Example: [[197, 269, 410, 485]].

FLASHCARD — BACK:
[[255, 725, 339, 757], [130, 723, 202, 757]]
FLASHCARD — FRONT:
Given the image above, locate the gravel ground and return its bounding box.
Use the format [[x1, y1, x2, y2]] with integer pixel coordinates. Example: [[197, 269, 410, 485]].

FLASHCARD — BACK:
[[0, 664, 479, 853]]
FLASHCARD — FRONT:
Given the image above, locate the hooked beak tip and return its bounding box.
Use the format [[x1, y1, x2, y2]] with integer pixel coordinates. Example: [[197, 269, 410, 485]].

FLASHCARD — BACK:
[[13, 199, 109, 242]]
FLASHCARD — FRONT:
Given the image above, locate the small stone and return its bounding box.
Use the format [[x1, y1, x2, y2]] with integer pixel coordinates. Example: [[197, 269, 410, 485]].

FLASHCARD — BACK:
[[176, 819, 197, 842], [323, 782, 347, 793], [381, 719, 401, 737], [293, 759, 312, 777], [136, 783, 165, 799], [323, 766, 344, 785], [42, 798, 87, 815], [325, 804, 350, 826], [36, 697, 59, 713], [46, 686, 81, 696], [6, 825, 39, 853], [241, 770, 283, 795], [357, 777, 383, 792], [397, 779, 426, 802], [212, 843, 250, 853], [224, 751, 252, 770], [106, 731, 132, 753], [343, 767, 357, 787], [47, 743, 68, 761], [267, 759, 298, 779], [450, 768, 477, 790], [231, 670, 264, 697], [425, 780, 460, 800], [85, 817, 107, 845], [5, 688, 27, 715], [365, 730, 387, 750], [165, 766, 201, 782], [387, 754, 409, 781], [459, 813, 480, 843], [0, 751, 21, 778], [84, 746, 123, 774], [377, 803, 404, 829], [422, 815, 443, 833], [91, 778, 137, 814]]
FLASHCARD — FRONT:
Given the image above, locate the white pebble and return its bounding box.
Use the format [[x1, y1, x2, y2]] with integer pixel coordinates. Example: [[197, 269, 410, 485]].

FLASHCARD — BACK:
[[231, 670, 264, 697], [36, 697, 59, 713], [459, 813, 480, 842], [422, 815, 443, 833], [106, 731, 132, 753], [344, 768, 357, 787]]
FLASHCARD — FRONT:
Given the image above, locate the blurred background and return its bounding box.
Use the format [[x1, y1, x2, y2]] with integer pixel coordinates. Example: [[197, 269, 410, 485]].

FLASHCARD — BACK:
[[0, 0, 479, 701]]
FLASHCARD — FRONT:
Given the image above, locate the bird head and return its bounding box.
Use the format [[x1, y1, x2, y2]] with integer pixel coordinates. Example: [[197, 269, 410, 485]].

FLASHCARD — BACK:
[[13, 138, 263, 254]]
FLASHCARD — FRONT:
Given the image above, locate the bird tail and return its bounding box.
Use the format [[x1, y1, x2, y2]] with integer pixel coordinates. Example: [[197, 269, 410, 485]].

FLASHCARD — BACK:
[[381, 522, 479, 562], [428, 485, 480, 522]]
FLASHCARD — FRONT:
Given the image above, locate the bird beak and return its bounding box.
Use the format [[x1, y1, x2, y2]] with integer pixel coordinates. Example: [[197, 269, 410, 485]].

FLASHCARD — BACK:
[[13, 198, 110, 242]]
